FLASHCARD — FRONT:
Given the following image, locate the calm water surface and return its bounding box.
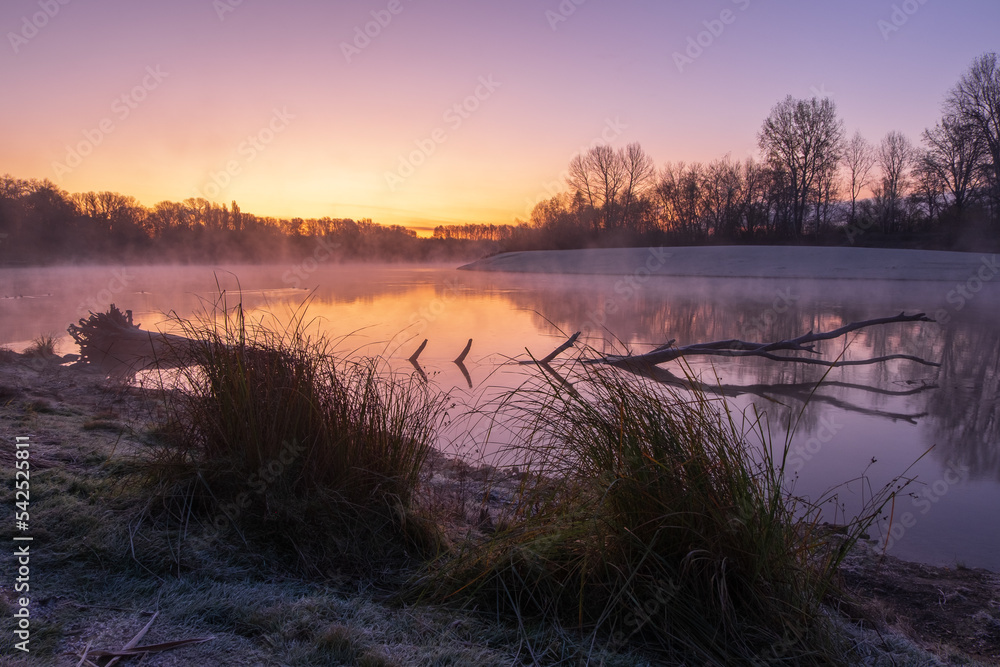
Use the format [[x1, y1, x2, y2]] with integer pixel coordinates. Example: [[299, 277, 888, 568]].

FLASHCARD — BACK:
[[2, 263, 998, 570]]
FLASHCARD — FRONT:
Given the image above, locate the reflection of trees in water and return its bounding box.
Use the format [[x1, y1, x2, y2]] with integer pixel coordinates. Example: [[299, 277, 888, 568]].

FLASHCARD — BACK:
[[924, 318, 1000, 480], [629, 364, 934, 425], [497, 278, 995, 457], [230, 270, 998, 479]]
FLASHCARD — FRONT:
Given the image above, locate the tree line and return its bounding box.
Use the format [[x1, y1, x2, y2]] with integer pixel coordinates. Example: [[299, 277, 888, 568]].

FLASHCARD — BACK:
[[0, 181, 501, 264], [518, 52, 1000, 251], [3, 53, 998, 265]]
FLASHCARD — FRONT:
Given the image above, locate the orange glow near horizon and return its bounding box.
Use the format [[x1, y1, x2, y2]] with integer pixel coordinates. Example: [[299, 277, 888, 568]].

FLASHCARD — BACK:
[[3, 1, 998, 232]]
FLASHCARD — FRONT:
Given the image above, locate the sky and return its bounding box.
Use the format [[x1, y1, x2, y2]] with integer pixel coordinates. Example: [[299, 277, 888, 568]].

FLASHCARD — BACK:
[[2, 0, 998, 233]]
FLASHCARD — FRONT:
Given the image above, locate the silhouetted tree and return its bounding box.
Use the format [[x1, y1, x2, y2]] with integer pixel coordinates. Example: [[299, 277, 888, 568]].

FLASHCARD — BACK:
[[911, 151, 947, 223], [567, 143, 655, 234], [569, 145, 618, 233], [700, 156, 744, 238], [875, 131, 915, 233], [758, 96, 845, 237], [740, 158, 770, 239], [813, 160, 841, 234], [946, 52, 1000, 221], [655, 162, 704, 240], [618, 143, 656, 233], [842, 131, 877, 225], [921, 115, 984, 216]]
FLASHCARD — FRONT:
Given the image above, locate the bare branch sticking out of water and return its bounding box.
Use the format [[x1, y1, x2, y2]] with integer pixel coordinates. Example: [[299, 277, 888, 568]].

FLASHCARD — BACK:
[[582, 312, 940, 369], [519, 331, 582, 365], [454, 339, 473, 364], [408, 339, 428, 363]]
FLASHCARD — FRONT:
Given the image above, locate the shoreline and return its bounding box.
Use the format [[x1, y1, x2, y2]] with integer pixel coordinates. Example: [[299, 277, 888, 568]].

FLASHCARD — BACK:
[[2, 351, 999, 663], [460, 246, 1000, 283]]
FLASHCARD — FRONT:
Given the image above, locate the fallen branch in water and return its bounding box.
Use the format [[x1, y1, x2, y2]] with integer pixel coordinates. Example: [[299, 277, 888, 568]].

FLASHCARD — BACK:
[[534, 312, 939, 369]]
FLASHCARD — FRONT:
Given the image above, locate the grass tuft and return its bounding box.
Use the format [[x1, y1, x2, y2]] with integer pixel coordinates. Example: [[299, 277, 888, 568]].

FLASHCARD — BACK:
[[24, 333, 57, 357], [141, 297, 447, 575], [426, 358, 900, 665]]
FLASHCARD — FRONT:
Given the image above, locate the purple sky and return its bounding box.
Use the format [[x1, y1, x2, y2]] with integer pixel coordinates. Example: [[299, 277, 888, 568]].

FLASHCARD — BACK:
[[2, 0, 997, 231]]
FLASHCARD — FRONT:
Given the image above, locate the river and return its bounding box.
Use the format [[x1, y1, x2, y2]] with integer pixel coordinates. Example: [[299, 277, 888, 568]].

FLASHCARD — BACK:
[[2, 261, 998, 570]]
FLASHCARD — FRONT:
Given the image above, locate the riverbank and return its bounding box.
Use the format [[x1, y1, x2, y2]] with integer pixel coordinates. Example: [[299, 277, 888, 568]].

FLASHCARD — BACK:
[[460, 246, 1000, 282], [1, 350, 997, 665]]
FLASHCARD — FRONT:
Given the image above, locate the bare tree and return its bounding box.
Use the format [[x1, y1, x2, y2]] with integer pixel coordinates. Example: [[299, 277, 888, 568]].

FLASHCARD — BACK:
[[567, 144, 626, 232], [618, 143, 656, 232], [842, 131, 877, 224], [946, 52, 1000, 219], [739, 158, 769, 238], [71, 191, 100, 219], [147, 200, 194, 238], [875, 131, 915, 233], [655, 162, 704, 239], [758, 96, 845, 237], [921, 115, 985, 214], [94, 192, 146, 238], [700, 156, 744, 238], [912, 150, 946, 223], [568, 152, 598, 216], [813, 161, 840, 234]]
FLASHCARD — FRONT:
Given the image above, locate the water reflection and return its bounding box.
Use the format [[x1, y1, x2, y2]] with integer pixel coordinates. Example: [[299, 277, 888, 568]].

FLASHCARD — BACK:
[[926, 322, 1000, 482], [494, 275, 998, 472], [2, 264, 998, 568]]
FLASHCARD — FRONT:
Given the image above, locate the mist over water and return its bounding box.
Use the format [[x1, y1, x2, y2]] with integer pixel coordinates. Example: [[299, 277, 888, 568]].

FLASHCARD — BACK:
[[2, 262, 998, 570]]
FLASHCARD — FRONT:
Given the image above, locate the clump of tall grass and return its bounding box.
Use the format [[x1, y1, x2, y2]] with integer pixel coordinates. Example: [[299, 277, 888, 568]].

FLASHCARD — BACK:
[[428, 360, 899, 665], [144, 299, 446, 573], [24, 334, 57, 357]]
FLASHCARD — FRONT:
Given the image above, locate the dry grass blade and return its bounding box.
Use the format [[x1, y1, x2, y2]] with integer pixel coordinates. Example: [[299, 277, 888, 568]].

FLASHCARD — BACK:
[[74, 640, 93, 667], [87, 637, 216, 659], [104, 610, 158, 667]]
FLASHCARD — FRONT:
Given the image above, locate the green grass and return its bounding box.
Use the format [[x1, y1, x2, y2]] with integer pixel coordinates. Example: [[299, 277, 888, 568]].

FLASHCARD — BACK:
[[425, 358, 903, 665], [140, 298, 447, 576]]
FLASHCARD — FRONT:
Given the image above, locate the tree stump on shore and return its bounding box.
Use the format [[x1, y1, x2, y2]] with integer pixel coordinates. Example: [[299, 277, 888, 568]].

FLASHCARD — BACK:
[[67, 305, 195, 368]]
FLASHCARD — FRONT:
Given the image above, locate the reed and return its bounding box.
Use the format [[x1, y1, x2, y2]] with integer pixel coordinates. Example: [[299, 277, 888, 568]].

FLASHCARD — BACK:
[[144, 297, 445, 572], [427, 358, 901, 664]]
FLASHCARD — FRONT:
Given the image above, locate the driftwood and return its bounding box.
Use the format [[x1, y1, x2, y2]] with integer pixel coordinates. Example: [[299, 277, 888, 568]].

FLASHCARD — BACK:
[[528, 312, 939, 369], [454, 343, 473, 388], [67, 305, 195, 369], [455, 339, 473, 364], [522, 312, 940, 425], [518, 332, 582, 366]]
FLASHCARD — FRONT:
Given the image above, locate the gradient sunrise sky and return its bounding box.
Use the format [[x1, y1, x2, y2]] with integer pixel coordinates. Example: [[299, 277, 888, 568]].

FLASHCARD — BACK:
[[2, 0, 997, 232]]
